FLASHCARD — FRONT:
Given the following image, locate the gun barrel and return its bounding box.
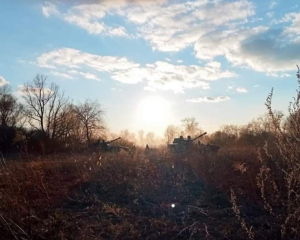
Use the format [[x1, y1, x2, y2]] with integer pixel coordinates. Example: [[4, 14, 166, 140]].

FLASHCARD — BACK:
[[107, 137, 121, 144], [192, 132, 207, 141]]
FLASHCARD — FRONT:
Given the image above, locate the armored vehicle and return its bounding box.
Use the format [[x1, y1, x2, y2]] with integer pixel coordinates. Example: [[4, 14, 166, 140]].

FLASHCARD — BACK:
[[94, 137, 135, 154], [168, 132, 220, 155]]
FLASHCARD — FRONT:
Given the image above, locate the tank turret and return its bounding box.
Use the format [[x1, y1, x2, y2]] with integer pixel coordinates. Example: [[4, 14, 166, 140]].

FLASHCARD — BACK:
[[168, 131, 219, 155]]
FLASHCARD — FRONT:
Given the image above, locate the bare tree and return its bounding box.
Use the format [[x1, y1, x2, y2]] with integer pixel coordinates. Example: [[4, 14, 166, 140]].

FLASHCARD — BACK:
[[22, 75, 68, 139], [181, 117, 200, 137], [72, 100, 105, 142], [164, 125, 179, 144], [0, 85, 24, 127], [137, 129, 145, 146], [146, 132, 155, 146], [52, 104, 84, 146]]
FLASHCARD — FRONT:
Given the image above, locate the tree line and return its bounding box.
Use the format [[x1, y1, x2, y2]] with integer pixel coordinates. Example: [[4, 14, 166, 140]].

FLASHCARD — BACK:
[[0, 75, 105, 154], [1, 74, 296, 155]]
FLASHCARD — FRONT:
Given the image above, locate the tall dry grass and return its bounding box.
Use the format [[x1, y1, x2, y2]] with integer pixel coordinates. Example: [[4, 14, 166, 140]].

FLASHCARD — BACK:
[[1, 69, 300, 240], [189, 67, 300, 239]]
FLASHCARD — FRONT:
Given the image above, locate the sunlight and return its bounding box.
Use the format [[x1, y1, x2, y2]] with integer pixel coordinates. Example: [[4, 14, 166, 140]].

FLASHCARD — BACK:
[[135, 96, 172, 134]]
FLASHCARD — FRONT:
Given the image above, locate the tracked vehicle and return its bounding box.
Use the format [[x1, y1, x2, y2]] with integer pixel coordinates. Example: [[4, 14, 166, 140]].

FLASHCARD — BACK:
[[94, 137, 135, 154], [168, 132, 220, 155]]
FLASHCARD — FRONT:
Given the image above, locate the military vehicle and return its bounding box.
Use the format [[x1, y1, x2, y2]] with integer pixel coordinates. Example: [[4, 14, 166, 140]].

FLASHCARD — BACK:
[[94, 137, 135, 154], [168, 132, 220, 155]]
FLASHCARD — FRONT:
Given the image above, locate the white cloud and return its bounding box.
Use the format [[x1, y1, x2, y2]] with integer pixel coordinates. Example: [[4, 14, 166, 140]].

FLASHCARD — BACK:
[[269, 1, 277, 9], [165, 58, 171, 62], [195, 26, 300, 73], [236, 87, 248, 93], [40, 1, 300, 76], [112, 61, 236, 93], [282, 12, 300, 36], [42, 2, 59, 18], [68, 70, 100, 81], [194, 26, 268, 60], [37, 48, 139, 72], [266, 72, 291, 78], [267, 12, 274, 18], [37, 48, 236, 93], [108, 26, 128, 36], [129, 0, 254, 52], [186, 96, 230, 103], [18, 85, 53, 96], [192, 1, 254, 26], [0, 76, 9, 86], [177, 60, 183, 63], [51, 71, 73, 79], [230, 29, 300, 73], [64, 14, 107, 35], [253, 84, 259, 87], [47, 0, 255, 50]]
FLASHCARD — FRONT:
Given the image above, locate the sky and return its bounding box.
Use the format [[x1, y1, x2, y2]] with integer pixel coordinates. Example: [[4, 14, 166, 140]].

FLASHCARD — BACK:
[[0, 0, 299, 136]]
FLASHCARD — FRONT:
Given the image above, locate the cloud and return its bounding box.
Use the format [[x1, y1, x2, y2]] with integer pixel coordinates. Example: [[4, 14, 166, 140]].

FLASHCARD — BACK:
[[46, 0, 255, 50], [177, 60, 183, 63], [43, 1, 130, 37], [112, 61, 236, 93], [266, 72, 291, 78], [0, 76, 9, 86], [37, 48, 236, 93], [267, 12, 274, 18], [194, 26, 268, 60], [195, 26, 300, 73], [37, 48, 139, 71], [192, 1, 254, 26], [253, 84, 259, 87], [269, 1, 277, 9], [51, 71, 73, 79], [186, 96, 230, 103], [18, 85, 53, 96], [128, 0, 254, 51], [231, 29, 300, 73], [108, 26, 128, 36], [236, 87, 248, 93], [40, 0, 300, 76], [68, 70, 100, 81], [42, 2, 59, 18], [282, 12, 300, 36]]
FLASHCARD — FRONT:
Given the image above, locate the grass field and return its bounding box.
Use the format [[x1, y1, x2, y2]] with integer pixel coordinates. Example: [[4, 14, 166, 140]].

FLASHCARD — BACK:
[[0, 147, 291, 240]]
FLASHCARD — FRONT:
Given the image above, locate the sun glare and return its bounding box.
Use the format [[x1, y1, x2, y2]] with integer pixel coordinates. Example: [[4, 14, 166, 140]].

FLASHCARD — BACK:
[[135, 96, 172, 134]]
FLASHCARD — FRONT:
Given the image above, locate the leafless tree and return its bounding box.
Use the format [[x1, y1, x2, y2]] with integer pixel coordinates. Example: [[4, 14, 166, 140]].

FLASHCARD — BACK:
[[164, 125, 179, 144], [181, 117, 200, 137], [72, 100, 105, 142], [137, 129, 145, 146], [146, 132, 155, 146], [120, 129, 136, 143], [22, 75, 68, 139], [52, 104, 85, 146], [0, 85, 24, 127]]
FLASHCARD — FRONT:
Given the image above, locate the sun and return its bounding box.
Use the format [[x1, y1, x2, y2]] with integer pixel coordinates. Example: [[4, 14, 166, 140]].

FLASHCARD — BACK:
[[135, 96, 173, 134]]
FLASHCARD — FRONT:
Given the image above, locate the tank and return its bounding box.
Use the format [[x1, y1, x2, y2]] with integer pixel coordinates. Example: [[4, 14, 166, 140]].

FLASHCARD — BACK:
[[95, 137, 135, 155], [168, 132, 220, 154]]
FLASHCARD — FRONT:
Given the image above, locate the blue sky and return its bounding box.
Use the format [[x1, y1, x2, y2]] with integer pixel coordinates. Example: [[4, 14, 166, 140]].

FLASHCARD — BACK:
[[0, 0, 299, 135]]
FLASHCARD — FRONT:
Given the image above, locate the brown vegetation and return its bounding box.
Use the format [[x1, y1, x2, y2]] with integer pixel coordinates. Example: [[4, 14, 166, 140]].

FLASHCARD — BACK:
[[0, 68, 300, 239]]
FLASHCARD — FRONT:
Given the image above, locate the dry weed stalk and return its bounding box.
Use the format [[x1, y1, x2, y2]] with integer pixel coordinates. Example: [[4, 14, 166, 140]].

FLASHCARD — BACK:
[[230, 188, 254, 240], [256, 66, 300, 238]]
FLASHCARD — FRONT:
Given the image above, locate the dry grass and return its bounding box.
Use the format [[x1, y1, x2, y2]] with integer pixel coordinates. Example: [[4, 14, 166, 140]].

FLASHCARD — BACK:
[[1, 144, 299, 240], [1, 149, 248, 240]]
